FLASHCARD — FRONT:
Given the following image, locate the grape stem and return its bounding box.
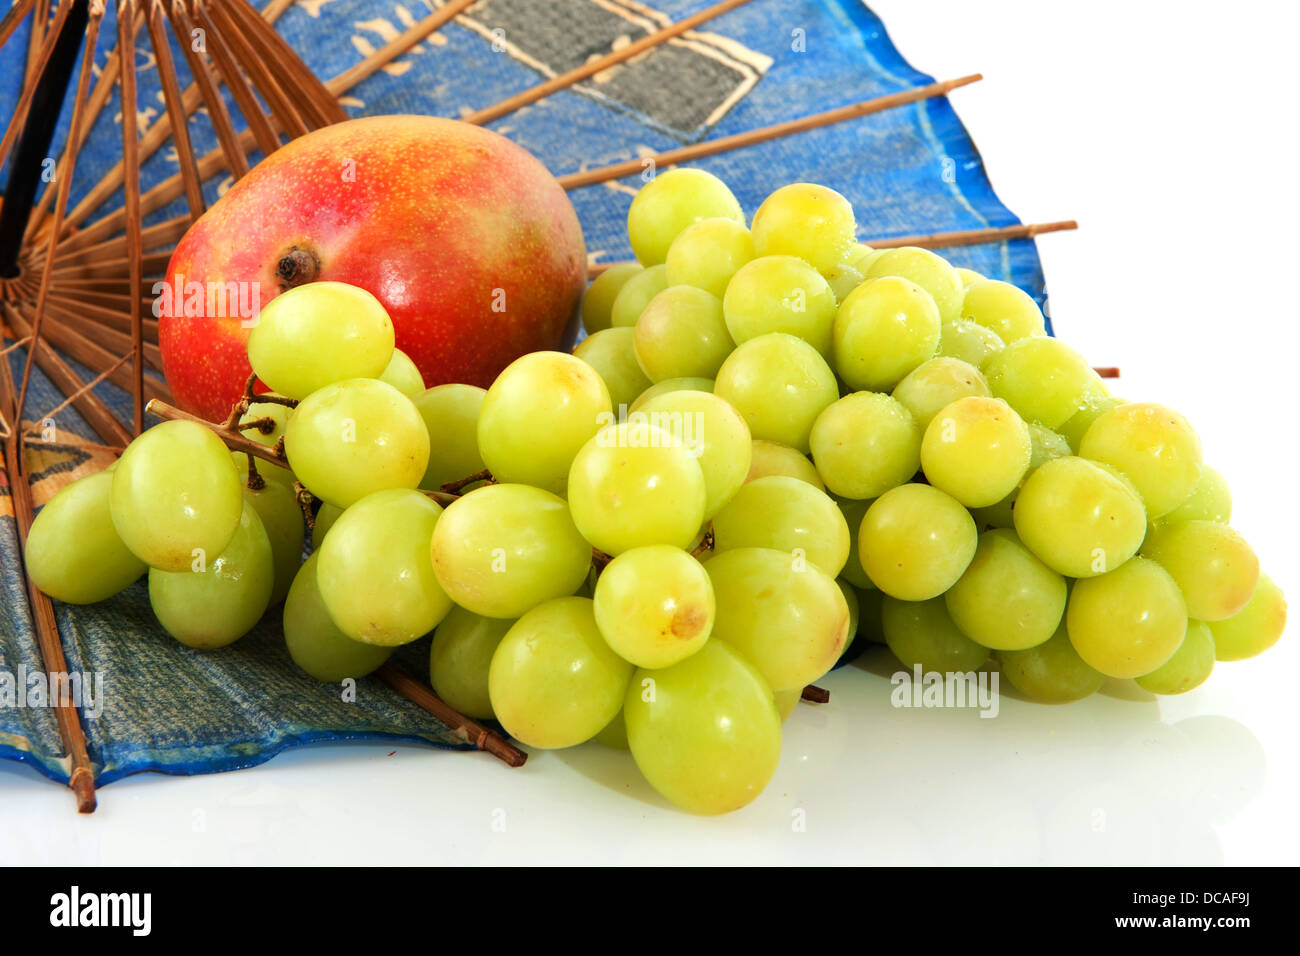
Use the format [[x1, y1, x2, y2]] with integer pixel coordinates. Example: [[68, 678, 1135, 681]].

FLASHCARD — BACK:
[[292, 481, 317, 531], [146, 397, 292, 473], [440, 468, 494, 495], [376, 664, 527, 767], [690, 525, 715, 559], [801, 685, 830, 704]]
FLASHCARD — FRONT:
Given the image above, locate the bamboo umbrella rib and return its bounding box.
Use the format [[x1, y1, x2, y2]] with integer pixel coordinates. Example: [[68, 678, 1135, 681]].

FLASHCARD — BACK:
[[166, 1, 251, 182], [47, 293, 160, 343], [325, 0, 479, 96], [869, 220, 1079, 250], [39, 299, 164, 371], [194, 1, 283, 159], [54, 213, 191, 266], [23, 0, 50, 86], [0, 0, 74, 176], [0, 0, 38, 54], [205, 1, 311, 140], [29, 349, 133, 427], [143, 1, 205, 219]]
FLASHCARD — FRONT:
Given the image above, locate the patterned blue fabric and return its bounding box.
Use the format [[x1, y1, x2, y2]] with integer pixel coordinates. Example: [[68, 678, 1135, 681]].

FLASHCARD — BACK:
[[0, 0, 1047, 787]]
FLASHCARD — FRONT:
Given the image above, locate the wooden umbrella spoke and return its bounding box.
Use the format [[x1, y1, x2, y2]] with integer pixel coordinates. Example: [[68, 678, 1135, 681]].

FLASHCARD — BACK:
[[0, 0, 38, 53], [26, 350, 134, 430], [193, 0, 283, 159], [325, 0, 478, 96], [869, 219, 1079, 250], [204, 1, 311, 139], [38, 299, 164, 371], [0, 0, 74, 175], [0, 335, 33, 358], [143, 0, 205, 220], [53, 213, 191, 266]]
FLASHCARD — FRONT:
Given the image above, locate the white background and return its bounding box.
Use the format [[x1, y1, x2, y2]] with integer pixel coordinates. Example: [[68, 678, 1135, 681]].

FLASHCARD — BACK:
[[2, 0, 1297, 865]]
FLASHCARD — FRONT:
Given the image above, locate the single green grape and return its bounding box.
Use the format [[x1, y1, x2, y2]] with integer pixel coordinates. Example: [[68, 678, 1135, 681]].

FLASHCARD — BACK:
[[836, 496, 873, 589], [1135, 620, 1216, 695], [637, 389, 751, 517], [839, 578, 860, 651], [745, 439, 825, 490], [998, 622, 1105, 703], [712, 475, 850, 576], [983, 336, 1107, 430], [284, 553, 392, 681], [430, 483, 592, 618], [247, 282, 394, 399], [429, 606, 515, 719], [960, 279, 1046, 343], [311, 501, 342, 550], [232, 449, 295, 490], [856, 587, 886, 644], [567, 421, 708, 555], [609, 264, 669, 328], [627, 168, 744, 266], [476, 351, 611, 495], [1160, 465, 1231, 524], [1059, 394, 1123, 453], [921, 396, 1031, 507], [239, 471, 304, 605], [822, 261, 865, 303], [722, 255, 838, 357], [892, 356, 990, 431], [1013, 455, 1147, 578], [862, 246, 964, 323], [945, 528, 1067, 651], [1142, 520, 1259, 621], [706, 547, 849, 691], [833, 276, 942, 391], [575, 327, 654, 410], [378, 348, 425, 398], [26, 471, 146, 604], [594, 707, 630, 749], [860, 483, 977, 600], [413, 383, 487, 491], [955, 267, 985, 286], [111, 420, 244, 572], [1078, 402, 1203, 518], [750, 182, 857, 272], [582, 263, 643, 335], [634, 285, 735, 381], [665, 217, 755, 298], [593, 546, 715, 668], [284, 378, 429, 508], [938, 318, 1005, 368], [316, 488, 451, 645], [882, 596, 990, 673], [713, 332, 838, 454], [624, 640, 781, 814], [238, 396, 291, 449], [809, 391, 921, 499], [489, 596, 633, 748], [148, 501, 273, 650], [1210, 573, 1286, 661], [773, 688, 801, 722], [628, 376, 714, 413], [1066, 556, 1188, 678]]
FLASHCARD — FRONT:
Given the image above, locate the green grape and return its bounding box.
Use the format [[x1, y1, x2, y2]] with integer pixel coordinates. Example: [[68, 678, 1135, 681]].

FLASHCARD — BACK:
[[238, 396, 290, 449], [284, 553, 392, 681], [429, 606, 514, 719], [841, 243, 874, 270], [413, 383, 487, 491], [712, 475, 850, 576], [882, 596, 989, 673], [594, 707, 630, 749], [148, 501, 273, 649], [489, 596, 633, 748], [638, 390, 751, 517], [582, 262, 643, 335], [998, 622, 1105, 703], [945, 528, 1067, 651], [746, 439, 825, 490], [1161, 465, 1231, 525], [1013, 456, 1147, 577], [1210, 573, 1286, 661], [378, 348, 425, 398], [240, 473, 304, 605], [809, 391, 921, 499], [1066, 557, 1188, 678], [722, 255, 838, 357], [983, 336, 1107, 429], [232, 450, 294, 490], [111, 420, 244, 572], [857, 586, 886, 643], [972, 424, 1074, 530], [1136, 620, 1216, 695], [316, 489, 451, 645], [1059, 394, 1123, 453], [955, 267, 984, 286], [938, 318, 1005, 367], [1078, 402, 1203, 517], [476, 351, 611, 494], [624, 640, 781, 814], [773, 688, 801, 722], [593, 546, 715, 668], [921, 396, 1031, 507], [634, 286, 735, 381], [892, 356, 990, 431], [860, 483, 977, 600], [26, 471, 146, 604], [247, 281, 394, 399], [311, 501, 342, 549], [960, 279, 1046, 343], [833, 276, 942, 391], [706, 547, 849, 691], [1142, 520, 1259, 621], [863, 246, 964, 323], [750, 182, 857, 272], [839, 579, 860, 650], [627, 168, 744, 266], [430, 483, 592, 618], [628, 376, 714, 413], [610, 264, 669, 328], [823, 262, 865, 304], [713, 333, 838, 453], [664, 217, 755, 298], [574, 327, 653, 410], [567, 421, 708, 555], [284, 378, 429, 508], [836, 496, 873, 589]]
